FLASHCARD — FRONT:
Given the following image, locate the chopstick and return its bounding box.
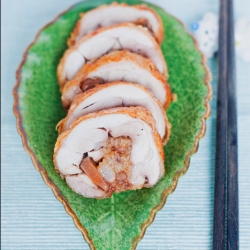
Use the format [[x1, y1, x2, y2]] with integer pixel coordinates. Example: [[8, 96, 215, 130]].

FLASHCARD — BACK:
[[226, 0, 239, 249], [213, 0, 239, 249], [213, 0, 228, 248]]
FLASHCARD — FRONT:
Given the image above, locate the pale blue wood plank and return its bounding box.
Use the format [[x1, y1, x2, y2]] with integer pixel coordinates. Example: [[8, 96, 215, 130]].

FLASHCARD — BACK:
[[1, 0, 250, 249]]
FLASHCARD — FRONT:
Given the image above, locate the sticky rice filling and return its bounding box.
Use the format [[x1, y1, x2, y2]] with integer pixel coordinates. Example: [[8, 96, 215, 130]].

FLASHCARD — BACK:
[[81, 135, 135, 194]]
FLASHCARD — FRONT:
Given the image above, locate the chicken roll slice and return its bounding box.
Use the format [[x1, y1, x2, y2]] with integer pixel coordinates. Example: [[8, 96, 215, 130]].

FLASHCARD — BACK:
[[68, 2, 164, 46], [57, 23, 167, 87], [54, 106, 165, 198], [58, 82, 171, 144], [61, 50, 171, 109]]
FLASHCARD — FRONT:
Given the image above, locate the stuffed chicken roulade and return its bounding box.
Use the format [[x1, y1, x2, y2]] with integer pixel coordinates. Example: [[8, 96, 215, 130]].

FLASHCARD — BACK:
[[53, 106, 165, 198], [61, 50, 171, 109], [68, 2, 164, 46], [57, 23, 167, 87], [58, 81, 171, 144]]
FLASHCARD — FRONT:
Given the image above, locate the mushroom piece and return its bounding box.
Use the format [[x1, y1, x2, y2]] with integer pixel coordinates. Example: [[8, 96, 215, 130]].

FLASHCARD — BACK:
[[68, 2, 164, 46], [53, 106, 165, 198], [57, 23, 167, 88], [61, 50, 171, 109], [79, 157, 108, 191], [58, 81, 171, 145]]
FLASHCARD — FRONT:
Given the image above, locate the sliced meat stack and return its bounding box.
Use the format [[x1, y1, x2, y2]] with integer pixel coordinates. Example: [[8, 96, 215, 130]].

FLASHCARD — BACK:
[[54, 3, 172, 198], [57, 23, 167, 87], [58, 81, 171, 143], [68, 2, 164, 46], [54, 107, 165, 198], [61, 50, 171, 109]]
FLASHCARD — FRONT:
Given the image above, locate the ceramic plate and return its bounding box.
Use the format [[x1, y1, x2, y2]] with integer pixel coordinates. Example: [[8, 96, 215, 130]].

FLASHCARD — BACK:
[[13, 0, 212, 249]]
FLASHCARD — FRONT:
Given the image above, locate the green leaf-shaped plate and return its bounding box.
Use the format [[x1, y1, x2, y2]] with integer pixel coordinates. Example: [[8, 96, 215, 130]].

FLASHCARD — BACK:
[[13, 0, 212, 249]]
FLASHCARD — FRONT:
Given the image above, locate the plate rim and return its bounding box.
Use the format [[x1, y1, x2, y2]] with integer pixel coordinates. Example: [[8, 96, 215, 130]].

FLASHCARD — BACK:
[[13, 1, 213, 249]]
